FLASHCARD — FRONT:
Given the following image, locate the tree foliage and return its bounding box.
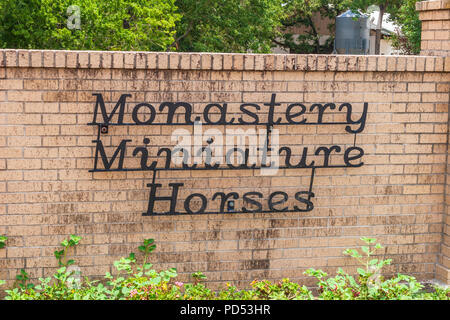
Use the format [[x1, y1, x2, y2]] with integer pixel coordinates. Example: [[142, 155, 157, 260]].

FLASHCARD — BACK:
[[0, 0, 180, 51], [0, 0, 422, 54], [277, 0, 421, 55], [275, 0, 346, 54], [349, 0, 405, 54], [172, 0, 285, 53], [388, 0, 421, 54]]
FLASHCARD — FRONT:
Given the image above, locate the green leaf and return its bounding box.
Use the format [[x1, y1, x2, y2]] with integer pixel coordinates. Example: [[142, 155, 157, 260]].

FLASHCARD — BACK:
[[150, 276, 161, 285], [0, 236, 6, 249], [383, 259, 392, 266], [357, 268, 366, 276], [122, 287, 131, 296], [361, 237, 376, 244], [344, 249, 362, 258], [143, 263, 153, 270], [70, 235, 81, 243], [143, 239, 154, 245]]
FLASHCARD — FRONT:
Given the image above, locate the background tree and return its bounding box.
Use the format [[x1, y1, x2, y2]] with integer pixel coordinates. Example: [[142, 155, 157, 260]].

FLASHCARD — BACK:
[[271, 0, 421, 55], [388, 0, 421, 54], [274, 0, 346, 54], [172, 0, 284, 53], [346, 0, 404, 54], [0, 0, 422, 54], [0, 0, 180, 51]]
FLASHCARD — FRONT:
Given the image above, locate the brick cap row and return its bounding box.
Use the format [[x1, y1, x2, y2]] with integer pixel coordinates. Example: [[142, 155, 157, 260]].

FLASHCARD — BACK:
[[0, 49, 449, 72], [416, 0, 450, 12]]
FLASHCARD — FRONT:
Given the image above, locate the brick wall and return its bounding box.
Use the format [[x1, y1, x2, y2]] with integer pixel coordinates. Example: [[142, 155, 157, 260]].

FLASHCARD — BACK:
[[417, 0, 450, 284], [417, 0, 450, 56], [0, 50, 449, 289]]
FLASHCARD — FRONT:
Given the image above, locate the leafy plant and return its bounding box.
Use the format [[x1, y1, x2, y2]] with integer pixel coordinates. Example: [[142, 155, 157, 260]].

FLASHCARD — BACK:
[[191, 271, 207, 285], [250, 278, 313, 300], [304, 268, 360, 300], [0, 0, 180, 51], [99, 238, 179, 300], [54, 234, 81, 267], [138, 238, 156, 271], [389, 0, 421, 54], [2, 235, 449, 300], [419, 285, 450, 300], [0, 235, 7, 249], [343, 237, 391, 290], [0, 235, 6, 286], [305, 237, 429, 300], [14, 269, 34, 291], [217, 283, 256, 300], [5, 235, 83, 300]]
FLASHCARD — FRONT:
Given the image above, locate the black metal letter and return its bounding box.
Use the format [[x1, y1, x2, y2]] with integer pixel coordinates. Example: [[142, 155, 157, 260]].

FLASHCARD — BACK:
[[91, 93, 131, 124], [294, 191, 314, 212], [238, 103, 260, 124], [184, 193, 208, 214], [315, 145, 341, 167], [132, 138, 157, 170], [310, 103, 336, 124], [93, 139, 131, 170], [286, 103, 307, 124], [344, 146, 364, 167], [339, 102, 368, 134], [212, 192, 239, 213], [242, 192, 263, 213], [265, 93, 282, 125], [159, 102, 193, 124], [203, 103, 234, 125], [132, 103, 156, 125], [268, 191, 289, 212], [144, 183, 183, 215]]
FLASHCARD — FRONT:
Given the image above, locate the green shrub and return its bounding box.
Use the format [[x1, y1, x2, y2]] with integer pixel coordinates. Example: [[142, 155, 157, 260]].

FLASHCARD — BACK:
[[419, 285, 450, 300], [5, 235, 82, 300], [1, 235, 449, 300], [304, 237, 440, 300], [249, 279, 313, 300], [216, 283, 256, 300], [0, 235, 7, 286]]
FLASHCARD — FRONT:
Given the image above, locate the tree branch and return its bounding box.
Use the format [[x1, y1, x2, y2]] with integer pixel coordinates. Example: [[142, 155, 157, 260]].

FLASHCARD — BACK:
[[307, 16, 320, 53], [167, 20, 193, 51]]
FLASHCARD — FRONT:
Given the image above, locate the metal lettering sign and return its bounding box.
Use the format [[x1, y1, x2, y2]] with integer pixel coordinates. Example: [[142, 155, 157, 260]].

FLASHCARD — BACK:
[[88, 93, 367, 216]]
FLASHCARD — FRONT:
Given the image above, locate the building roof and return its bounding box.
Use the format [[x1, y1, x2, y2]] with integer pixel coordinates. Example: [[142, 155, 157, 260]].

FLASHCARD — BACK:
[[367, 11, 401, 35]]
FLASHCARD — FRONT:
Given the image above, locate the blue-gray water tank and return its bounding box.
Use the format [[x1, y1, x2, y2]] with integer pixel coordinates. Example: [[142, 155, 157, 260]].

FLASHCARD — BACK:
[[334, 10, 370, 54]]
